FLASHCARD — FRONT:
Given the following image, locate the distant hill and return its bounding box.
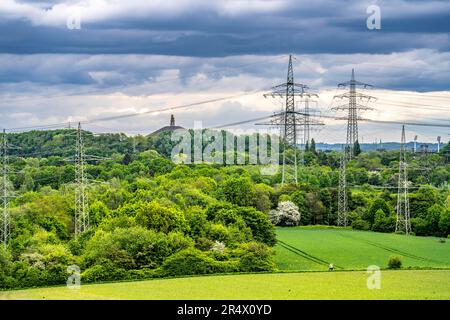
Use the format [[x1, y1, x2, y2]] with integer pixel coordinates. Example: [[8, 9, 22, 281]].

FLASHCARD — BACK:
[[312, 142, 443, 152]]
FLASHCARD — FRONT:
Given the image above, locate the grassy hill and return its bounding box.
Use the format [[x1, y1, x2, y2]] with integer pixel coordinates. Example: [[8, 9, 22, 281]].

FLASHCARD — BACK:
[[276, 227, 450, 271]]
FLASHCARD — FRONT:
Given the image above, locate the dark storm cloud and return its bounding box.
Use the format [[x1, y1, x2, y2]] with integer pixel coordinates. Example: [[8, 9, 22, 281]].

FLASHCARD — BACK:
[[0, 0, 449, 139], [0, 0, 449, 55]]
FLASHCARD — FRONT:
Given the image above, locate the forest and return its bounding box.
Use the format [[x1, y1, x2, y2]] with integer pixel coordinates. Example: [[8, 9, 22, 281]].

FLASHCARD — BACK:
[[0, 129, 449, 289]]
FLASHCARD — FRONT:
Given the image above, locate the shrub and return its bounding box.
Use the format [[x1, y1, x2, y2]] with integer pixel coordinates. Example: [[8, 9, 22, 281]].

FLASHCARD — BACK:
[[0, 246, 12, 277], [160, 248, 237, 276], [195, 237, 215, 251], [82, 263, 127, 283], [351, 219, 370, 231], [84, 227, 193, 270], [387, 256, 402, 269], [184, 206, 208, 239], [207, 223, 230, 243], [237, 242, 276, 272], [126, 268, 159, 281]]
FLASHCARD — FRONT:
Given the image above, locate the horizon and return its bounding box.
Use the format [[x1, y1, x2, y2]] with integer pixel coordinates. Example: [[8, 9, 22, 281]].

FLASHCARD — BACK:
[[0, 1, 449, 143]]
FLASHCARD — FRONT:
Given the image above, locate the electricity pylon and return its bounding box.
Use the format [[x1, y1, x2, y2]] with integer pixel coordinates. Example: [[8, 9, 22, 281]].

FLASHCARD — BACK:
[[303, 98, 311, 146], [396, 125, 411, 235], [332, 69, 376, 158], [259, 55, 322, 184], [337, 146, 348, 226], [0, 129, 17, 246], [74, 122, 88, 236], [0, 130, 10, 246], [65, 123, 110, 236]]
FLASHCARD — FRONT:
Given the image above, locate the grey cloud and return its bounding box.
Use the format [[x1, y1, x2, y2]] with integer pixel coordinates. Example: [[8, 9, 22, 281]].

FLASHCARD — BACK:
[[0, 0, 449, 55]]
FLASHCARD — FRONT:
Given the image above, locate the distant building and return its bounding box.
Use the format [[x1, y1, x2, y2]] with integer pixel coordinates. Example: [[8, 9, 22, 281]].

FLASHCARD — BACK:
[[149, 114, 184, 136]]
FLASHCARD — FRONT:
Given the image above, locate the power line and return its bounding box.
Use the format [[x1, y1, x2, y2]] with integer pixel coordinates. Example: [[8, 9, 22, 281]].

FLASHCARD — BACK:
[[0, 55, 288, 104], [371, 88, 450, 101], [332, 69, 376, 158], [74, 123, 88, 236], [5, 88, 270, 132], [258, 55, 322, 184], [0, 130, 15, 246]]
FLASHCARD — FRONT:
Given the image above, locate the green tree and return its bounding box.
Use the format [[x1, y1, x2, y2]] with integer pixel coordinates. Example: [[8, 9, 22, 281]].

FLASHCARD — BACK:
[[424, 204, 445, 235], [353, 140, 361, 157], [365, 198, 392, 227], [135, 201, 187, 233], [220, 177, 255, 207], [84, 227, 193, 270], [289, 190, 308, 224], [409, 186, 441, 219], [310, 138, 316, 153], [438, 209, 450, 236], [236, 207, 276, 246]]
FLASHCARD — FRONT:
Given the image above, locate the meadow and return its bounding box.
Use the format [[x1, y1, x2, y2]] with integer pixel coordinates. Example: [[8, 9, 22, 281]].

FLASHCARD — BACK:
[[275, 227, 450, 271], [1, 227, 449, 300], [0, 270, 448, 300]]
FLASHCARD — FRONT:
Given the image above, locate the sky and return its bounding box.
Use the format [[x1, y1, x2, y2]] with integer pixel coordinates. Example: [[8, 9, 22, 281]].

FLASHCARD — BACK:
[[0, 0, 449, 143]]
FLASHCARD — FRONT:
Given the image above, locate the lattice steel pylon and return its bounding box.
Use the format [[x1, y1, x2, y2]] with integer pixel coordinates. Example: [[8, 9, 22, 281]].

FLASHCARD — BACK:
[[396, 125, 411, 235], [259, 55, 322, 184], [0, 130, 11, 246], [303, 98, 310, 147], [74, 122, 89, 236], [332, 69, 376, 158], [337, 146, 348, 226]]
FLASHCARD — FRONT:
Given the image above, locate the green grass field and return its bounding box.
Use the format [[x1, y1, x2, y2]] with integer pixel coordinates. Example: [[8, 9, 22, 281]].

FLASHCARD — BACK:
[[1, 227, 449, 299], [1, 270, 449, 300], [276, 227, 450, 271]]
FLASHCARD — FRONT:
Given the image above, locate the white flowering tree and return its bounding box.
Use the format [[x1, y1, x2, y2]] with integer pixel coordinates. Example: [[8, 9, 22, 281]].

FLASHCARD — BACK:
[[211, 241, 226, 254], [268, 201, 301, 226]]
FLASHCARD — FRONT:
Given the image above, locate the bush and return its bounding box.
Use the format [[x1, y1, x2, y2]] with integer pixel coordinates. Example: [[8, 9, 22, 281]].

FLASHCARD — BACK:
[[195, 237, 215, 251], [0, 246, 12, 277], [82, 263, 127, 283], [160, 248, 237, 276], [184, 206, 208, 239], [351, 219, 370, 231], [83, 227, 193, 270], [207, 223, 230, 243], [237, 242, 276, 272], [387, 256, 402, 269]]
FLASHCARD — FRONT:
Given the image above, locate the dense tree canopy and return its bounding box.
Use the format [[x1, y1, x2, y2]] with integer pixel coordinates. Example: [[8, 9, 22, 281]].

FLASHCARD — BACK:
[[0, 129, 448, 289]]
